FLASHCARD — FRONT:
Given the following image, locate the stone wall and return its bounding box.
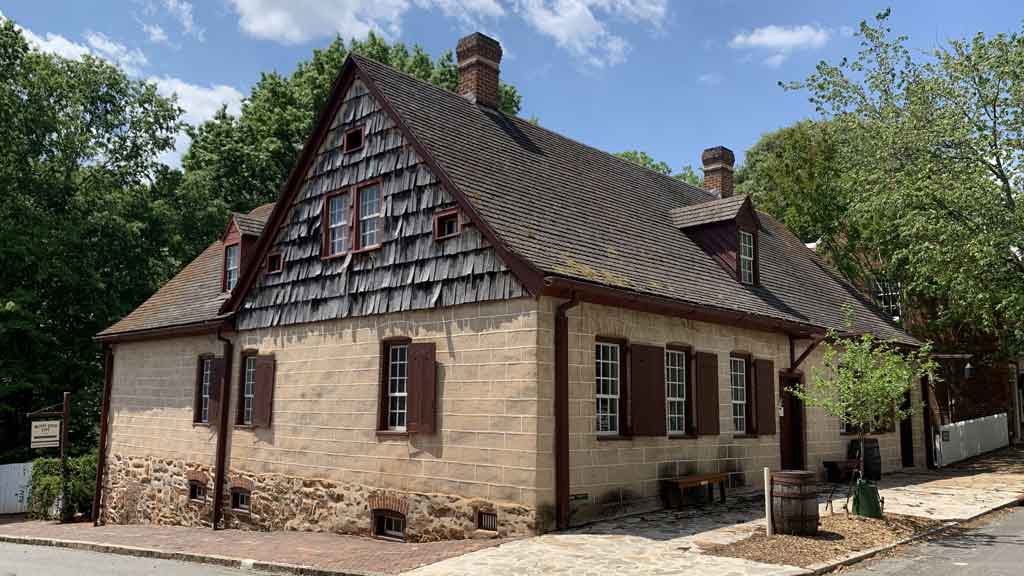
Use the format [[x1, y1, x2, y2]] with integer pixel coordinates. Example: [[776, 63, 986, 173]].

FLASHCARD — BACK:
[[538, 297, 923, 525], [101, 454, 535, 541]]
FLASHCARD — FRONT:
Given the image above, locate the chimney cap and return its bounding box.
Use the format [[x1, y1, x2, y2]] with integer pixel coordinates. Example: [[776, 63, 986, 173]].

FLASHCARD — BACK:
[[701, 146, 735, 169], [456, 32, 502, 62]]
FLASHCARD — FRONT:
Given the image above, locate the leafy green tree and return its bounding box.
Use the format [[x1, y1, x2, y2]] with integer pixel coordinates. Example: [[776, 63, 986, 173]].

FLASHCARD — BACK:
[[180, 33, 522, 257], [0, 20, 184, 462], [790, 327, 936, 487], [615, 150, 702, 187]]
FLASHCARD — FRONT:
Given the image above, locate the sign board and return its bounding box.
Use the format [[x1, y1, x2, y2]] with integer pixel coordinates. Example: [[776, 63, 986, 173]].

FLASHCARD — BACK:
[[31, 420, 61, 449]]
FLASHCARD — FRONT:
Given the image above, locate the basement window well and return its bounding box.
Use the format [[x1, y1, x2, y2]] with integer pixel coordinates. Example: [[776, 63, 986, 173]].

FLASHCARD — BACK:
[[373, 510, 406, 541]]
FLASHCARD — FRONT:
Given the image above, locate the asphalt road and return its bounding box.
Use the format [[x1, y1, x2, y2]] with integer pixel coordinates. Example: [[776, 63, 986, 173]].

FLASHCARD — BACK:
[[843, 506, 1024, 576], [0, 543, 274, 576]]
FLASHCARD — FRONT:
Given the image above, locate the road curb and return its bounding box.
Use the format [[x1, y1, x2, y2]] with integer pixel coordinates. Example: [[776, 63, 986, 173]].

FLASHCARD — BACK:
[[806, 494, 1024, 575], [0, 533, 378, 576]]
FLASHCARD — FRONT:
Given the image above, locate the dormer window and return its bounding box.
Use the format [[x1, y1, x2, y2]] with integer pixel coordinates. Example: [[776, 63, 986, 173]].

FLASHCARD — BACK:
[[224, 243, 240, 291], [739, 230, 755, 284]]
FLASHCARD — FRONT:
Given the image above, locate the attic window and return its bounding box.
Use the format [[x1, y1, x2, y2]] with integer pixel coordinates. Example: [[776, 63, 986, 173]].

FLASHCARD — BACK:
[[433, 209, 461, 240], [224, 243, 240, 291], [343, 126, 364, 153], [738, 230, 755, 285], [266, 252, 283, 274]]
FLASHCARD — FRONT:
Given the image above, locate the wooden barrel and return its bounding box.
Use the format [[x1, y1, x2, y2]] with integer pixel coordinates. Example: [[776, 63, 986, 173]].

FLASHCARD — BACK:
[[771, 470, 819, 536]]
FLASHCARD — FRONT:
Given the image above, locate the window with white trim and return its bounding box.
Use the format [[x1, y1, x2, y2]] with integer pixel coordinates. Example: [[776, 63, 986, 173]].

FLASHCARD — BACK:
[[327, 192, 350, 256], [242, 355, 255, 425], [595, 342, 621, 435], [874, 278, 902, 321], [373, 510, 406, 540], [224, 244, 240, 291], [358, 184, 381, 248], [665, 349, 687, 434], [739, 230, 755, 284], [386, 343, 408, 431], [200, 358, 212, 423], [730, 357, 747, 433]]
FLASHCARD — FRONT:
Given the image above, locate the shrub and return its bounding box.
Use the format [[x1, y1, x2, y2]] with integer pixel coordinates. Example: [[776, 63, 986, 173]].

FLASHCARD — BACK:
[[27, 452, 97, 520]]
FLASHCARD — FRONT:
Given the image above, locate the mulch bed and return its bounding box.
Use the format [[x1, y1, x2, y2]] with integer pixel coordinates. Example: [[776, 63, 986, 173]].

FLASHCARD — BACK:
[[703, 513, 942, 568]]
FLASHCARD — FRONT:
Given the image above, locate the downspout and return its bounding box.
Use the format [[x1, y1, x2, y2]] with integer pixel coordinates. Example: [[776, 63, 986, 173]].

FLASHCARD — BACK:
[[554, 293, 579, 530], [212, 327, 234, 530], [91, 343, 115, 525]]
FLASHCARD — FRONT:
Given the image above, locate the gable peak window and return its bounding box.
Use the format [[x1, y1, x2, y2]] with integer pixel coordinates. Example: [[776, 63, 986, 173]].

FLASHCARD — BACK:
[[224, 243, 240, 291], [434, 209, 461, 240], [266, 252, 283, 275], [738, 229, 755, 285], [343, 126, 364, 153]]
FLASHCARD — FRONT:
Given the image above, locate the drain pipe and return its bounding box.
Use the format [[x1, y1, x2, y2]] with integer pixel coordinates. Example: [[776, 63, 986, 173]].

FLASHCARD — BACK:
[[212, 326, 234, 530], [554, 294, 579, 530]]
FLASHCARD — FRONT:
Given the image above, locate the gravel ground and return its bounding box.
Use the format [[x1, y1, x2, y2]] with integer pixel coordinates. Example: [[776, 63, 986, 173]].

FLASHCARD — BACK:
[[704, 513, 941, 568]]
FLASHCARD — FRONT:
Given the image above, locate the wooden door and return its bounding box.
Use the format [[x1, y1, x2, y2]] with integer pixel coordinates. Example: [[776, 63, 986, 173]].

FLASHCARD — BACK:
[[779, 373, 805, 471]]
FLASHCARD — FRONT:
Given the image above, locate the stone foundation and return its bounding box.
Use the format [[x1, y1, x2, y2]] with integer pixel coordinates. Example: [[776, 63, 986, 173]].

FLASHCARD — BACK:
[[102, 454, 536, 541]]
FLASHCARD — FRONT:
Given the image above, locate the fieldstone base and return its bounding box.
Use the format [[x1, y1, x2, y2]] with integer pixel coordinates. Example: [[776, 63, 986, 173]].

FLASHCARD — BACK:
[[101, 454, 536, 541]]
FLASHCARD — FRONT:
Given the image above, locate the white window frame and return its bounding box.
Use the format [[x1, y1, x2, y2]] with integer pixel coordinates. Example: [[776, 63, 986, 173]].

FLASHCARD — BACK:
[[358, 184, 382, 249], [327, 192, 350, 256], [232, 489, 250, 511], [387, 343, 408, 431], [739, 230, 755, 284], [665, 349, 687, 434], [224, 244, 240, 291], [595, 342, 621, 435], [730, 357, 747, 433], [200, 358, 212, 423], [874, 278, 902, 321], [243, 355, 255, 425]]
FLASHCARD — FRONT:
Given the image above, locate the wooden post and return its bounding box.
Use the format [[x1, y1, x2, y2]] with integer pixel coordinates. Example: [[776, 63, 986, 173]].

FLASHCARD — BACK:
[[60, 391, 71, 523], [764, 467, 773, 536]]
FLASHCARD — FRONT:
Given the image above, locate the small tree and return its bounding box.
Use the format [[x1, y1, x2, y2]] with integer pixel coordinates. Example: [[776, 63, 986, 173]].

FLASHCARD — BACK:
[[790, 329, 937, 478]]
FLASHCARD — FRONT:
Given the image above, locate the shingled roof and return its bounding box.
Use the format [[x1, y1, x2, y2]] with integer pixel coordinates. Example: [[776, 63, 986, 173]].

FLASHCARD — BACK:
[[351, 54, 917, 345], [232, 212, 267, 236], [669, 195, 752, 229], [97, 203, 274, 339]]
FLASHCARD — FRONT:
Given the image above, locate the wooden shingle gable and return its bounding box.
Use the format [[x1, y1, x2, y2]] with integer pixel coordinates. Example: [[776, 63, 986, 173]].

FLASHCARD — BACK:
[[226, 60, 533, 331]]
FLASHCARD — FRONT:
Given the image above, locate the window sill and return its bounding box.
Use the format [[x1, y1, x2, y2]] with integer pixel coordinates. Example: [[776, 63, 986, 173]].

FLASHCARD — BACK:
[[192, 422, 210, 428], [596, 434, 632, 442], [667, 434, 698, 440], [732, 434, 759, 439], [351, 244, 382, 255], [376, 430, 409, 438], [234, 424, 254, 430]]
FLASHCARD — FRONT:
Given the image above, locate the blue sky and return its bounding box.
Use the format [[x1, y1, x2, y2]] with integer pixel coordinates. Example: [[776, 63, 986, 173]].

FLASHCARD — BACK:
[[3, 1, 1023, 170]]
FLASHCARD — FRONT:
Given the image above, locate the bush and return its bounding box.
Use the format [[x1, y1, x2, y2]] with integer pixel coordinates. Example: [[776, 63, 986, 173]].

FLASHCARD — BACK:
[[27, 452, 97, 520]]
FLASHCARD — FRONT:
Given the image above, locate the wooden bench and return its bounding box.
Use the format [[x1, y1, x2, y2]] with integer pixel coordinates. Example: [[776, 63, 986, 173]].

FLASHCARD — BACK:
[[660, 472, 729, 509]]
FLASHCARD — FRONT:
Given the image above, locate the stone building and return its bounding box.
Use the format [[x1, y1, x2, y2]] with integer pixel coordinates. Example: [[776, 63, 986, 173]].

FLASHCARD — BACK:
[[93, 32, 923, 541]]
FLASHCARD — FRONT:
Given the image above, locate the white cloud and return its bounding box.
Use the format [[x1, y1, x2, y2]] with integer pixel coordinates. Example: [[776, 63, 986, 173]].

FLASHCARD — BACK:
[[839, 25, 855, 38], [227, 0, 664, 67], [149, 76, 245, 167], [163, 0, 204, 41], [142, 23, 169, 44], [85, 31, 150, 76], [729, 24, 830, 67], [697, 73, 721, 86], [0, 10, 91, 59]]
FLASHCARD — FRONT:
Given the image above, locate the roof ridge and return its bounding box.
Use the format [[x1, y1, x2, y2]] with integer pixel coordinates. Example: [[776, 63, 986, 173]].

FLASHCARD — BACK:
[[351, 53, 715, 205]]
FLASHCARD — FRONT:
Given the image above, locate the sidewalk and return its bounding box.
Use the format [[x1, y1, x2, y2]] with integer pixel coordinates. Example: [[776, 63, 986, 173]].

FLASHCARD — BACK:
[[1, 447, 1021, 576]]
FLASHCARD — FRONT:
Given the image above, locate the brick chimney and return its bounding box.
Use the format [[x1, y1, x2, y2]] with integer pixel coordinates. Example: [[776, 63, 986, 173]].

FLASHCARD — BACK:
[[456, 32, 502, 108], [702, 146, 735, 198]]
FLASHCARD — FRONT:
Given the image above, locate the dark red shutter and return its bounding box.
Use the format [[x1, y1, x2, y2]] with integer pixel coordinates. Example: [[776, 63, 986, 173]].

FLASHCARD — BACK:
[[407, 342, 437, 434], [630, 344, 666, 436], [209, 357, 224, 427], [695, 352, 720, 435], [755, 359, 776, 435], [253, 355, 276, 428]]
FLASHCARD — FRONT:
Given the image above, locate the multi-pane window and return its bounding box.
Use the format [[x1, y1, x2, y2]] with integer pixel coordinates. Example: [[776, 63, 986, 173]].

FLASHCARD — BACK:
[[189, 481, 207, 501], [739, 230, 755, 284], [874, 278, 902, 321], [666, 349, 687, 434], [242, 355, 256, 425], [231, 489, 250, 512], [374, 511, 406, 540], [730, 357, 747, 433], [327, 193, 350, 256], [595, 342, 621, 435], [387, 344, 408, 431], [224, 244, 240, 290], [200, 358, 213, 423], [358, 184, 381, 248]]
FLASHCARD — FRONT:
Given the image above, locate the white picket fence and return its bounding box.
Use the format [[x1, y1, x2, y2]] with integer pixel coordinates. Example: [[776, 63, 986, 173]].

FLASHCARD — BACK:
[[0, 462, 32, 514], [935, 412, 1009, 467]]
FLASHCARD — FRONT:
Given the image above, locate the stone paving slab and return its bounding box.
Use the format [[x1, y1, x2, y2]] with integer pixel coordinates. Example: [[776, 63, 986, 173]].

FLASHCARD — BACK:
[[0, 520, 499, 575]]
